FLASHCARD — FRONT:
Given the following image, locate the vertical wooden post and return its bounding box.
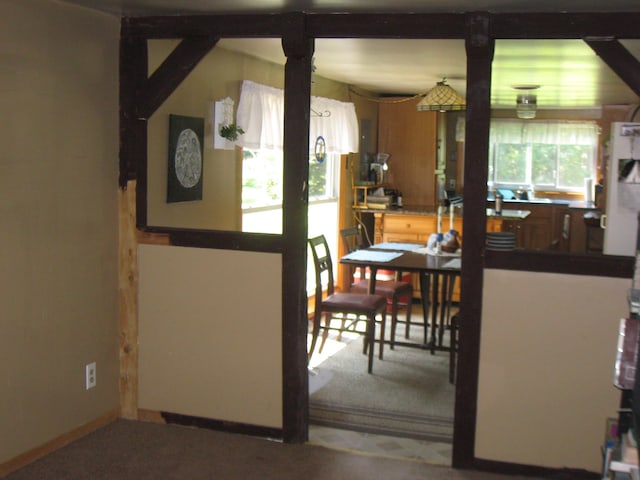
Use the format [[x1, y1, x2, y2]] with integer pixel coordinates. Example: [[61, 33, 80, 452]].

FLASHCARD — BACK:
[[281, 13, 314, 443], [119, 180, 139, 419], [453, 12, 494, 469]]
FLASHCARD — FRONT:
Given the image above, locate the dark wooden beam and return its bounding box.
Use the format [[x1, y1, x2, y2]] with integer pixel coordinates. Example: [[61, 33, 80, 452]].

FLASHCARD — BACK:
[[168, 229, 283, 253], [454, 11, 494, 471], [281, 13, 313, 444], [585, 38, 640, 97], [306, 13, 466, 38], [137, 36, 220, 120], [119, 35, 147, 189], [122, 14, 289, 39], [485, 249, 634, 278], [123, 12, 640, 40], [491, 12, 640, 39]]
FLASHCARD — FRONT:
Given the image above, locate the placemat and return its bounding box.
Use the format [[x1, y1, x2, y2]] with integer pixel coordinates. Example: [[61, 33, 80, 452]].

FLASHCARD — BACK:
[[371, 242, 424, 251], [342, 250, 403, 262]]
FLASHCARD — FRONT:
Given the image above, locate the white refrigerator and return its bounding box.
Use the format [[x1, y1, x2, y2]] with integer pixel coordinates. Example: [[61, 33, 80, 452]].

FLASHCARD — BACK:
[[603, 122, 640, 256]]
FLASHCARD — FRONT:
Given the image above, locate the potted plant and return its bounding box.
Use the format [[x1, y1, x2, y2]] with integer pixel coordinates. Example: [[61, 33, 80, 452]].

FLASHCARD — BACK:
[[219, 123, 245, 142]]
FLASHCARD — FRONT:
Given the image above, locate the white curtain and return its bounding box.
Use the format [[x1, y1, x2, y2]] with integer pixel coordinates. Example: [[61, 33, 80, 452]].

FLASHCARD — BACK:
[[236, 81, 284, 151], [455, 117, 599, 145], [236, 80, 359, 153]]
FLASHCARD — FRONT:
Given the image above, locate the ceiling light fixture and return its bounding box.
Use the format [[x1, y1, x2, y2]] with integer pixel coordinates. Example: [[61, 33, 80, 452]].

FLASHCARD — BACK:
[[417, 78, 466, 112], [514, 85, 540, 119]]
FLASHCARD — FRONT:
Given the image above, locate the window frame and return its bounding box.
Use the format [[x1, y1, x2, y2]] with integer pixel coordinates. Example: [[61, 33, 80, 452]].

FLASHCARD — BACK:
[[488, 119, 599, 194]]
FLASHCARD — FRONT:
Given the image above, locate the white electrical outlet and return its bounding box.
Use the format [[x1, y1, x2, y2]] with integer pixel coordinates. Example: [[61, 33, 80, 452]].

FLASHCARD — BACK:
[[85, 362, 96, 390]]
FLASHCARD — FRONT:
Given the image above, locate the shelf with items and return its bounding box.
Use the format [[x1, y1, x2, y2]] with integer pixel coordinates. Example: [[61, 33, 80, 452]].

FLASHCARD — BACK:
[[604, 221, 640, 478], [352, 182, 385, 209]]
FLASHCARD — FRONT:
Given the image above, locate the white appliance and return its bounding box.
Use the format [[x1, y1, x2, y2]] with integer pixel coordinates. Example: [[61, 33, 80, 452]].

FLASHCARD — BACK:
[[603, 122, 640, 256]]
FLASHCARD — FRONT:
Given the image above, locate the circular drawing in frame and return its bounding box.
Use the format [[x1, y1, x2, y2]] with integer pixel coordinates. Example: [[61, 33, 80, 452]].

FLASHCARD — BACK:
[[174, 128, 202, 188]]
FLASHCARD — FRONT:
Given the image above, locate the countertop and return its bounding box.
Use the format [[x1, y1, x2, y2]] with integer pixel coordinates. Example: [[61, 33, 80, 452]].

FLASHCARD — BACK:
[[356, 205, 531, 220], [489, 196, 599, 211]]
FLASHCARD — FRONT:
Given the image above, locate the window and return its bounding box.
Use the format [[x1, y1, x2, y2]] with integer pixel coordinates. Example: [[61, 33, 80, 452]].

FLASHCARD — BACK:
[[236, 80, 357, 288], [488, 120, 599, 192], [241, 150, 341, 295], [241, 149, 340, 233]]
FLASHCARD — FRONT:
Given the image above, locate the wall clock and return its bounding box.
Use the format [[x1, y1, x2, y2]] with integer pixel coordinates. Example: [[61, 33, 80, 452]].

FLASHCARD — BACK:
[[167, 114, 204, 203]]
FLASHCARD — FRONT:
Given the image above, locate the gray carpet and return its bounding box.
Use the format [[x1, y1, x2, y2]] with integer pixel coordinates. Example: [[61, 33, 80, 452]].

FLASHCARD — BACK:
[[309, 316, 455, 442]]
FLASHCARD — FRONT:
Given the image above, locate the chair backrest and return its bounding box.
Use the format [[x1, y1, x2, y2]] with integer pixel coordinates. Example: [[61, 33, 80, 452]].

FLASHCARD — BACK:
[[308, 235, 335, 304], [340, 226, 368, 254]]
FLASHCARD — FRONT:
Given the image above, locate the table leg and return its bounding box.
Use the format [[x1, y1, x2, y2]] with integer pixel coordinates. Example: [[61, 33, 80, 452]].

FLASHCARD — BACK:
[[419, 272, 431, 346], [438, 274, 450, 348], [430, 273, 439, 354], [368, 266, 378, 294]]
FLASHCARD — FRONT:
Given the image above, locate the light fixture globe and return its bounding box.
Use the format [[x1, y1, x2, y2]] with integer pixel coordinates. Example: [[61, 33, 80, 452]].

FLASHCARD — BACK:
[[417, 78, 466, 112], [514, 85, 540, 119], [516, 93, 537, 119]]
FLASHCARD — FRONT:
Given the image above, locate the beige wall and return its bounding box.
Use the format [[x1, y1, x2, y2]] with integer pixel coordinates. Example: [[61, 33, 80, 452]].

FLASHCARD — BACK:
[[147, 40, 285, 230], [0, 0, 119, 464], [137, 245, 283, 427], [146, 40, 362, 231], [477, 269, 629, 472]]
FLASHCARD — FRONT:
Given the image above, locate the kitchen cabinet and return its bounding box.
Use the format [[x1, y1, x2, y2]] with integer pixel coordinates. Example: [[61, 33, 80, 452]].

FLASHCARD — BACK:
[[497, 201, 600, 252], [496, 203, 553, 250], [378, 98, 438, 207]]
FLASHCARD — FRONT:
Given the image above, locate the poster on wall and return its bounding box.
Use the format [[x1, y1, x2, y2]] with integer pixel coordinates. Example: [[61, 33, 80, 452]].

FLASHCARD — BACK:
[[167, 114, 204, 203]]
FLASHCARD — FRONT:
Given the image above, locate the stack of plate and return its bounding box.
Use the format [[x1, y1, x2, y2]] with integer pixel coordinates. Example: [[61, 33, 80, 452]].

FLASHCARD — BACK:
[[486, 232, 516, 251]]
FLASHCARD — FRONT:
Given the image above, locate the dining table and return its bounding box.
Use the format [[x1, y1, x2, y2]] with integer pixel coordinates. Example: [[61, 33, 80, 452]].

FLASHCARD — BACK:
[[339, 242, 461, 353]]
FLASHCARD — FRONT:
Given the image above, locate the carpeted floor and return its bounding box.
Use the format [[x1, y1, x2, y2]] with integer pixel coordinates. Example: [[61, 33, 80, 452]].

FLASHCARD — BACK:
[[309, 309, 455, 442], [4, 419, 547, 480]]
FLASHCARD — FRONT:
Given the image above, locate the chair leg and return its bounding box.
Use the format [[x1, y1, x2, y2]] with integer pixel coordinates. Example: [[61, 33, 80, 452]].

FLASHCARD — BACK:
[[405, 304, 411, 339], [404, 296, 412, 339], [389, 297, 398, 350], [308, 311, 320, 359], [449, 315, 458, 384], [378, 311, 386, 360], [318, 313, 330, 354], [367, 314, 375, 373]]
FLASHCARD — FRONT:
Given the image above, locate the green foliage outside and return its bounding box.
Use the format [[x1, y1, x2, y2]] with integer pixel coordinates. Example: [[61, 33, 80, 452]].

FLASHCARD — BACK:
[[493, 142, 594, 190], [242, 150, 331, 210]]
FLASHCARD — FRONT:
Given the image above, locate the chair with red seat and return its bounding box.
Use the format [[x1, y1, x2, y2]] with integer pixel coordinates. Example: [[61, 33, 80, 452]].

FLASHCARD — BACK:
[[308, 234, 387, 373], [340, 227, 413, 349]]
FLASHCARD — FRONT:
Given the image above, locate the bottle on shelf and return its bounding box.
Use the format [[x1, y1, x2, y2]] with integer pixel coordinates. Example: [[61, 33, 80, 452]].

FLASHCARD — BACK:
[[495, 190, 503, 215]]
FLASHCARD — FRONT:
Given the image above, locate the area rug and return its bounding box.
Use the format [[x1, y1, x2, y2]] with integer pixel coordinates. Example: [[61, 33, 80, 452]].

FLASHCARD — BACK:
[[309, 321, 455, 442]]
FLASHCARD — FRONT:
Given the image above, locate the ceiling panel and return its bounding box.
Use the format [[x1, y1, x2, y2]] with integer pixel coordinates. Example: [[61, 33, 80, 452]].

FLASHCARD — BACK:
[[63, 0, 640, 110]]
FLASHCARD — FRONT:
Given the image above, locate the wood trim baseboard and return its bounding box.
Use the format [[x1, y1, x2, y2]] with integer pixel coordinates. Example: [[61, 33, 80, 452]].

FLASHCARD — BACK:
[[137, 409, 167, 424], [161, 411, 283, 439], [0, 409, 120, 477]]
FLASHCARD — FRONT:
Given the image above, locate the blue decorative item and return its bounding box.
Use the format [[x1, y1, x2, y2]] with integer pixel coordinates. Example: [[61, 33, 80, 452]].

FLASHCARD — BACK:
[[314, 136, 326, 163]]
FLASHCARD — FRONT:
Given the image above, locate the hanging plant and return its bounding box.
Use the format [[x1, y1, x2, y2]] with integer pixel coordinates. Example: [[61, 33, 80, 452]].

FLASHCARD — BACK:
[[219, 123, 245, 142]]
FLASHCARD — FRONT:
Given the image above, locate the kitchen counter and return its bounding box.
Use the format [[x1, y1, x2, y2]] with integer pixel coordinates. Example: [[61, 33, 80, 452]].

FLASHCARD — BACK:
[[357, 205, 531, 220], [490, 196, 599, 211]]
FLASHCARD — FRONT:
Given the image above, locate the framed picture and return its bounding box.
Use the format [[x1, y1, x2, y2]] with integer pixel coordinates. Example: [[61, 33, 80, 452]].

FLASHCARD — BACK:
[[167, 114, 204, 203]]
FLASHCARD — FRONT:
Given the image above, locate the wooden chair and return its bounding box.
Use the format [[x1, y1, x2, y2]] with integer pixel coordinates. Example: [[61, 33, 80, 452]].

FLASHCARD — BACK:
[[308, 234, 387, 373], [340, 227, 413, 349]]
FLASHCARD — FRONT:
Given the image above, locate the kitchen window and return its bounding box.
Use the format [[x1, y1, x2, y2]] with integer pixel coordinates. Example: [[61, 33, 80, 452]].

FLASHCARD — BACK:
[[488, 120, 599, 192]]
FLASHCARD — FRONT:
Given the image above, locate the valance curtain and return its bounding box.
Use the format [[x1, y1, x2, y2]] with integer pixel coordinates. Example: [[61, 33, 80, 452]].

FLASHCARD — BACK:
[[455, 118, 599, 145], [236, 80, 359, 153]]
